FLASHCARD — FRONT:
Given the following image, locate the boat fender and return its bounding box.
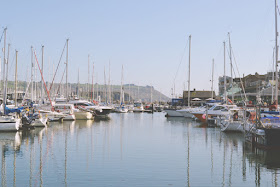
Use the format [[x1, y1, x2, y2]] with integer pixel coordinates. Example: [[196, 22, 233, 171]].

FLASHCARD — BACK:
[[202, 114, 206, 119]]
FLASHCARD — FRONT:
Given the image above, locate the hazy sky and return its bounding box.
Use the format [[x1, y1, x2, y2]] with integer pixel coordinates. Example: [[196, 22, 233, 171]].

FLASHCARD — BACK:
[[0, 0, 277, 97]]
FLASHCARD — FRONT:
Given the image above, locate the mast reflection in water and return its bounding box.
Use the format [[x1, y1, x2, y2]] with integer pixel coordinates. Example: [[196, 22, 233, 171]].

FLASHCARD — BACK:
[[1, 113, 280, 186]]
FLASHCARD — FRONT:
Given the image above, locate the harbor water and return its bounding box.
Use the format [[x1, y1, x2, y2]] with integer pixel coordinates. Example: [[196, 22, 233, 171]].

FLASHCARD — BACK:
[[1, 113, 280, 186]]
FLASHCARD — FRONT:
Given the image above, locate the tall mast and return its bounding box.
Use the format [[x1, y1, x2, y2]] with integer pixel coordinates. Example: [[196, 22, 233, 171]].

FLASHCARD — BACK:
[[66, 39, 69, 101], [41, 45, 44, 102], [77, 68, 80, 98], [15, 50, 18, 107], [275, 0, 279, 108], [211, 59, 214, 99], [224, 41, 227, 104], [92, 62, 94, 102], [108, 61, 111, 104], [129, 82, 131, 103], [120, 65, 124, 104], [92, 62, 94, 101], [96, 73, 98, 102], [88, 54, 90, 101], [272, 48, 275, 102], [31, 46, 34, 102], [150, 85, 153, 103], [188, 35, 191, 107], [104, 67, 107, 104], [228, 32, 234, 102], [4, 44, 10, 114], [2, 28, 7, 93], [35, 58, 37, 101]]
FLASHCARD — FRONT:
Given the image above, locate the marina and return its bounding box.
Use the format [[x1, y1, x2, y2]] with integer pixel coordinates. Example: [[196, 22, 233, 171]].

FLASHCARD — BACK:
[[2, 0, 280, 186], [1, 113, 280, 186]]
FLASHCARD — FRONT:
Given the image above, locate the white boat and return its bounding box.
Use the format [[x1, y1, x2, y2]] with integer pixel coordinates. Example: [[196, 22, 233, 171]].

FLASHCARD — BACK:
[[176, 106, 206, 118], [192, 104, 238, 123], [74, 107, 94, 120], [53, 104, 76, 121], [220, 120, 244, 132], [115, 105, 129, 113], [219, 109, 245, 132], [132, 102, 144, 112], [0, 116, 21, 131], [164, 108, 184, 117], [38, 110, 65, 122], [176, 108, 194, 118], [69, 100, 112, 118]]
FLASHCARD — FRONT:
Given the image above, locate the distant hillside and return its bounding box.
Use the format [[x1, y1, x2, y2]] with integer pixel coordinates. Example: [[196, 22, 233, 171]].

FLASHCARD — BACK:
[[2, 81, 170, 103]]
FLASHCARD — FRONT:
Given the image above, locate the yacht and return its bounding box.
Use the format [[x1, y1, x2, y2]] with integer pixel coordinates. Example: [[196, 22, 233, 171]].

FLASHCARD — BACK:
[[191, 104, 238, 123], [0, 116, 21, 131], [132, 102, 144, 112], [164, 108, 184, 117], [69, 100, 112, 118], [53, 104, 76, 121]]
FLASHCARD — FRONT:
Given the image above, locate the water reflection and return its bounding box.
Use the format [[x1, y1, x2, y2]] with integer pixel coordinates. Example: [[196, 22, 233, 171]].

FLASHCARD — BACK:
[[0, 114, 280, 186]]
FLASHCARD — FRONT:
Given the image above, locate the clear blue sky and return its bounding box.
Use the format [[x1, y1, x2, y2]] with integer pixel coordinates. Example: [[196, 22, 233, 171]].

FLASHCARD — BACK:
[[0, 0, 276, 97]]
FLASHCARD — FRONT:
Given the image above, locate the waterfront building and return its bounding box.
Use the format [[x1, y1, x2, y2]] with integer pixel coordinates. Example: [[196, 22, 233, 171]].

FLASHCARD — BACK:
[[182, 89, 215, 105]]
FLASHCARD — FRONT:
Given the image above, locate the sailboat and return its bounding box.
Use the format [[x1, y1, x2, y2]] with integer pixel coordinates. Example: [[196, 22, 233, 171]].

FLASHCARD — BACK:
[[115, 65, 128, 113], [0, 28, 21, 131], [171, 35, 193, 118]]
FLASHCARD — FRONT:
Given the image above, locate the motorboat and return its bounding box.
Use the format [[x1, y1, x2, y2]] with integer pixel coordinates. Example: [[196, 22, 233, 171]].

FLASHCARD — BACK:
[[132, 102, 144, 112], [69, 100, 112, 118], [164, 108, 184, 117], [192, 104, 238, 123], [115, 105, 129, 113], [53, 104, 76, 121]]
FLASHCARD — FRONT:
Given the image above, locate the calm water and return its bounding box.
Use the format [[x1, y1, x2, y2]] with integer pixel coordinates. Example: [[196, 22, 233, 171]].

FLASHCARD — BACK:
[[1, 113, 280, 186]]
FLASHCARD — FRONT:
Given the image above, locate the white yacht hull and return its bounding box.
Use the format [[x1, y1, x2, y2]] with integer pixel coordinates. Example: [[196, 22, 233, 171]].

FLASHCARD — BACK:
[[0, 117, 20, 131], [220, 120, 244, 132], [39, 110, 65, 122], [64, 114, 76, 121], [74, 111, 93, 120], [164, 109, 184, 117], [176, 109, 194, 118]]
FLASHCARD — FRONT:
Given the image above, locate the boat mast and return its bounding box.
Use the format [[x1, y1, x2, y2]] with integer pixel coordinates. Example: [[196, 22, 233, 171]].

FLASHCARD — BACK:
[[77, 68, 80, 98], [66, 39, 69, 101], [15, 50, 18, 107], [35, 58, 37, 102], [88, 54, 90, 101], [104, 67, 107, 104], [150, 85, 153, 103], [2, 28, 7, 94], [92, 62, 94, 101], [272, 48, 275, 102], [188, 35, 191, 107], [120, 65, 124, 104], [228, 32, 234, 102], [31, 46, 34, 102], [129, 82, 131, 103], [211, 59, 214, 99], [224, 41, 227, 104], [41, 45, 44, 103], [275, 0, 279, 108], [108, 61, 111, 104], [3, 44, 10, 114]]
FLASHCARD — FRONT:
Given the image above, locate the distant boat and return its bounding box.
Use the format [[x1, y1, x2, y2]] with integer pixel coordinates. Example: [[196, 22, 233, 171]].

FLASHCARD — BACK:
[[133, 101, 144, 112]]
